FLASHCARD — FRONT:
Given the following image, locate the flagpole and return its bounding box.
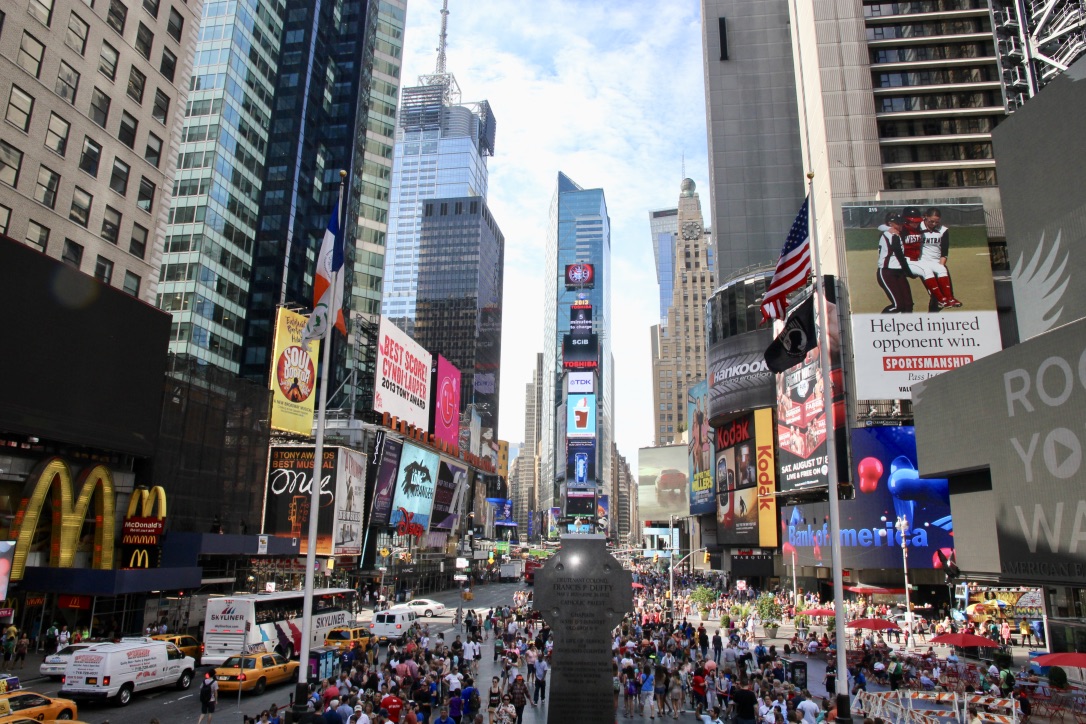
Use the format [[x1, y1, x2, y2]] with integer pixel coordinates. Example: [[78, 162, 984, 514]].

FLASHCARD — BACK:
[[806, 172, 851, 721], [293, 170, 346, 716]]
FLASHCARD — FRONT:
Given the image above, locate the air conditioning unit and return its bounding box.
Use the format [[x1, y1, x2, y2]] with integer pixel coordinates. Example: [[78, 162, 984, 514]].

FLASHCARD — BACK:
[[995, 8, 1020, 31]]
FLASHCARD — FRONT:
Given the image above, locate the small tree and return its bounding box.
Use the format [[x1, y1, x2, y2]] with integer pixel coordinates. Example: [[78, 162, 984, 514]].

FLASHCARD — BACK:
[[756, 592, 784, 627], [690, 585, 717, 612]]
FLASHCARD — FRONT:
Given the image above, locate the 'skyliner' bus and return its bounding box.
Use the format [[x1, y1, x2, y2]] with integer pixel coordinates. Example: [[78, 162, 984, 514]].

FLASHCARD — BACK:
[[202, 588, 357, 666]]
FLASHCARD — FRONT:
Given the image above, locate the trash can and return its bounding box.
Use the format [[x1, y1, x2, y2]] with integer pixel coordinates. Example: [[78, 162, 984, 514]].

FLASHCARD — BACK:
[[781, 657, 808, 689]]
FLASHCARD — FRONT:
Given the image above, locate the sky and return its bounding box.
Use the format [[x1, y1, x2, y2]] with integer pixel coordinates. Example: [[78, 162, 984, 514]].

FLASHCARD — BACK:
[[399, 0, 711, 462]]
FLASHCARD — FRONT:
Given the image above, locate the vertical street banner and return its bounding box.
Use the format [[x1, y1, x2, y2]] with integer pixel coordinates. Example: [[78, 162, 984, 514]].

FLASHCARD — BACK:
[[390, 442, 439, 535], [269, 308, 319, 436], [333, 447, 366, 556], [263, 446, 337, 555], [373, 316, 433, 430], [753, 408, 777, 547], [688, 380, 715, 515]]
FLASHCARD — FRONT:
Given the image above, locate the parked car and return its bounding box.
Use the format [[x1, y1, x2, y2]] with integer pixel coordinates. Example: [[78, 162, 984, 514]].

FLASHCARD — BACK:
[[40, 643, 95, 679], [405, 599, 447, 618], [212, 653, 299, 695]]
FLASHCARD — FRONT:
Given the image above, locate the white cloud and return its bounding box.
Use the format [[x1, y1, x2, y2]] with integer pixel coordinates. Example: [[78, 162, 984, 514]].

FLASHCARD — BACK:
[[400, 0, 709, 460]]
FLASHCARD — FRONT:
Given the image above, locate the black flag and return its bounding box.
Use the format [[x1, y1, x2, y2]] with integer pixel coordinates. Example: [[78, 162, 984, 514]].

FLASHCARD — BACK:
[[764, 288, 817, 373]]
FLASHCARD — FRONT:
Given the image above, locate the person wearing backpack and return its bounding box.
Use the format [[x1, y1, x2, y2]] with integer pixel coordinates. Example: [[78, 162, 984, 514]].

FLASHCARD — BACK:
[[197, 671, 219, 724], [888, 654, 904, 691]]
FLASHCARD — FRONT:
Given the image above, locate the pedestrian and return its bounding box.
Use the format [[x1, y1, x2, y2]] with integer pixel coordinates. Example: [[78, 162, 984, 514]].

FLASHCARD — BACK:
[[487, 676, 502, 724], [532, 656, 548, 704], [507, 674, 532, 723], [14, 632, 29, 670], [496, 695, 516, 724], [197, 671, 219, 724]]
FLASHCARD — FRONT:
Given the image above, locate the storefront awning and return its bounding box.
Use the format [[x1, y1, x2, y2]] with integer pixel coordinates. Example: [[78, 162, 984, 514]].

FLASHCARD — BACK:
[[20, 566, 202, 595]]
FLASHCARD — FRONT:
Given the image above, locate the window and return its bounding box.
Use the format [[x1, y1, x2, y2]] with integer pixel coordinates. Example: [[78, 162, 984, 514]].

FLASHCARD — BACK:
[[62, 238, 83, 267], [69, 186, 92, 227], [118, 111, 137, 147], [135, 22, 153, 59], [28, 0, 54, 26], [127, 67, 146, 103], [136, 176, 154, 211], [166, 7, 183, 41], [65, 12, 89, 54], [99, 41, 119, 80], [94, 255, 113, 284], [160, 47, 176, 81], [17, 32, 46, 78], [129, 222, 147, 257], [123, 270, 140, 296], [5, 85, 33, 132], [77, 137, 101, 176], [89, 88, 110, 127], [106, 0, 127, 33], [55, 62, 80, 104], [109, 158, 129, 194], [0, 204, 9, 236], [144, 132, 162, 167], [152, 89, 169, 123], [142, 0, 159, 17], [34, 165, 60, 208], [25, 220, 49, 252], [0, 140, 23, 187], [101, 205, 121, 243]]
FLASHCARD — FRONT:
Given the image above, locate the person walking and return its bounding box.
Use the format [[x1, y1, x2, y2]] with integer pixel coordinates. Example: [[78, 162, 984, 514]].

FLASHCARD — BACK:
[[197, 671, 219, 724], [532, 655, 548, 704], [507, 674, 532, 724], [14, 632, 29, 670]]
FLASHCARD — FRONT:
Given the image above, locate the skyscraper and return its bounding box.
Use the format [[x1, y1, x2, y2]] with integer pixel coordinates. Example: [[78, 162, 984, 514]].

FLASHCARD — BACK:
[[539, 172, 613, 514], [512, 353, 543, 532], [381, 1, 495, 336]]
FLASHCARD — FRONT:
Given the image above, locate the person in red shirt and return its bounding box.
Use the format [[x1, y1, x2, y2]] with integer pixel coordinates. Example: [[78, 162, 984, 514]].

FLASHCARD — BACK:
[[380, 690, 405, 723], [321, 680, 338, 709], [692, 666, 708, 717]]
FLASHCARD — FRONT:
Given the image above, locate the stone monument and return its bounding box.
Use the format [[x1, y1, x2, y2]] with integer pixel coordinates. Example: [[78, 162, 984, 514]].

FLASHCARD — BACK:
[[534, 534, 632, 723]]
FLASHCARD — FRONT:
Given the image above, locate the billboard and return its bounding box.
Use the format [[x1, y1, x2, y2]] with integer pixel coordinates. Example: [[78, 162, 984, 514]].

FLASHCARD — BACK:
[[488, 498, 515, 526], [782, 426, 953, 569], [333, 447, 366, 556], [688, 380, 716, 515], [566, 437, 596, 487], [264, 446, 337, 555], [567, 393, 597, 438], [565, 263, 595, 288], [0, 542, 13, 600], [430, 458, 467, 530], [569, 302, 593, 335], [707, 327, 776, 423], [715, 411, 777, 547], [567, 371, 595, 393], [432, 355, 461, 448], [369, 435, 401, 527], [269, 307, 320, 436], [562, 333, 599, 369], [548, 507, 561, 539], [565, 487, 596, 517], [389, 442, 439, 534], [597, 495, 609, 532], [842, 201, 1001, 399], [373, 316, 432, 430], [637, 445, 689, 521]]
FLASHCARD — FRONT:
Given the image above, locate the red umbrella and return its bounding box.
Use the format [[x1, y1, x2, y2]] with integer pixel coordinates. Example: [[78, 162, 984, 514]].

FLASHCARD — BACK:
[[929, 632, 1000, 648], [846, 618, 900, 631], [1032, 652, 1086, 668], [800, 608, 837, 617]]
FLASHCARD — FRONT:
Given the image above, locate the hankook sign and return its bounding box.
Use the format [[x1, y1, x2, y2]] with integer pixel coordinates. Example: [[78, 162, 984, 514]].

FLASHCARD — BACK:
[[706, 327, 776, 422]]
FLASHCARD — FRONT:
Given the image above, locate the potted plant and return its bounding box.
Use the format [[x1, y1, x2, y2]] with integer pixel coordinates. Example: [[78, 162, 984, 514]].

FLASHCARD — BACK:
[[690, 585, 717, 617], [756, 593, 784, 639]]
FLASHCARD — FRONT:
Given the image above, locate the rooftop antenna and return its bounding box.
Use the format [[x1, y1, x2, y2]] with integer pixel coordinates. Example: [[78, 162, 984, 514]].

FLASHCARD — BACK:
[[435, 0, 449, 75], [417, 0, 461, 104]]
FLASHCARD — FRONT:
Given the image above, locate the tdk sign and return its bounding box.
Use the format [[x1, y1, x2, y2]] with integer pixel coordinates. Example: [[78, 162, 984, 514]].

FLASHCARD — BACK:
[[567, 372, 595, 393]]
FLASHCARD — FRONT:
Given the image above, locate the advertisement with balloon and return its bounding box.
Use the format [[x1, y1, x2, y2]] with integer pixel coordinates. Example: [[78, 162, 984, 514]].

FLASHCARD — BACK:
[[781, 426, 954, 569]]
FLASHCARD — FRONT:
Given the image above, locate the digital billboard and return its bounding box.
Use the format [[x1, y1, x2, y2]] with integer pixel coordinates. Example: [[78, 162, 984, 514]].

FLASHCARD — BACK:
[[782, 426, 953, 569], [567, 393, 597, 437], [565, 487, 596, 517], [369, 435, 401, 527], [707, 327, 776, 423], [688, 380, 716, 515], [565, 263, 595, 288], [566, 438, 596, 487], [842, 201, 1001, 400], [269, 307, 320, 436], [263, 446, 337, 555], [637, 445, 689, 521], [488, 498, 516, 526], [715, 413, 762, 546], [597, 496, 609, 532], [389, 442, 439, 533], [430, 458, 467, 530], [562, 333, 599, 369], [373, 316, 432, 430], [548, 507, 561, 539], [570, 302, 593, 335], [432, 355, 461, 448], [332, 447, 366, 556], [567, 371, 595, 393], [0, 541, 14, 600]]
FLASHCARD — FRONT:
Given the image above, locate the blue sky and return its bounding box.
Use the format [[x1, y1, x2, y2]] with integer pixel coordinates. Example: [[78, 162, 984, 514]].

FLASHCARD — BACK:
[[399, 0, 711, 460]]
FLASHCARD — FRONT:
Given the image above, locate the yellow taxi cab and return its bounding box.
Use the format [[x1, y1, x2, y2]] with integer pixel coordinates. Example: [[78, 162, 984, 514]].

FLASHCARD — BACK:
[[151, 634, 202, 664], [323, 626, 371, 651], [0, 690, 79, 721], [212, 653, 299, 695]]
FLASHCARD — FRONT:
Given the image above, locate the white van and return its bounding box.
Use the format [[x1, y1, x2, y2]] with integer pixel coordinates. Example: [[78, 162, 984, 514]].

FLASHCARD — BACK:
[[368, 607, 418, 644], [60, 637, 196, 706]]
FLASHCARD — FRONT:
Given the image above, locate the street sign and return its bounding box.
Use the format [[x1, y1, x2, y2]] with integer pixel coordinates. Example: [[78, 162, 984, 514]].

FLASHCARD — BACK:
[[453, 574, 468, 581], [455, 557, 469, 569]]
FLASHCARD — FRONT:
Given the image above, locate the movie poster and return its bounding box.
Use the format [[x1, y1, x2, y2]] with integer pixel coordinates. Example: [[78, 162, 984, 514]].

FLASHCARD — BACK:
[[333, 447, 366, 556], [688, 380, 715, 515]]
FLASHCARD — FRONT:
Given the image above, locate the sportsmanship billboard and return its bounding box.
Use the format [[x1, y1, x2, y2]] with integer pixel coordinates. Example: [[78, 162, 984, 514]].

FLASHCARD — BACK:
[[430, 458, 468, 531], [263, 446, 337, 555], [333, 447, 366, 556], [688, 380, 716, 515], [432, 355, 461, 449], [782, 426, 952, 569], [566, 437, 596, 487], [706, 327, 776, 423], [842, 201, 1001, 400], [567, 393, 597, 438], [715, 410, 777, 547], [373, 316, 432, 430], [638, 445, 689, 521], [369, 435, 402, 527], [269, 307, 319, 436], [389, 442, 439, 534]]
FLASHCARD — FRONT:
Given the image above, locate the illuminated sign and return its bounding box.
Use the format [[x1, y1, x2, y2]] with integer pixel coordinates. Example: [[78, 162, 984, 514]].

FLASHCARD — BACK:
[[566, 394, 597, 438], [269, 307, 319, 436], [120, 485, 167, 570], [567, 371, 595, 393], [562, 333, 599, 369], [565, 263, 595, 288]]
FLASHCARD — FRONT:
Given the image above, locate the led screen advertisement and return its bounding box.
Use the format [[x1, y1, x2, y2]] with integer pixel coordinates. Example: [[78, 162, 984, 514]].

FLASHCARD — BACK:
[[597, 495, 609, 532], [432, 355, 461, 448], [567, 371, 595, 393], [638, 445, 689, 521], [0, 541, 14, 600], [562, 333, 599, 369], [565, 263, 595, 288], [688, 380, 716, 515], [707, 327, 776, 423], [569, 301, 593, 335], [715, 410, 777, 547], [389, 442, 439, 534], [263, 446, 337, 555], [333, 447, 366, 556], [269, 307, 320, 436], [369, 434, 402, 527], [565, 486, 596, 517], [567, 393, 597, 437], [566, 438, 596, 487], [373, 316, 432, 430], [842, 201, 1001, 400], [430, 458, 468, 531], [782, 426, 953, 569], [488, 498, 515, 526]]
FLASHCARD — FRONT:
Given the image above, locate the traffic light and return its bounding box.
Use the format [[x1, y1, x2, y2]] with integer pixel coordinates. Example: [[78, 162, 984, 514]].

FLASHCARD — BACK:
[[703, 551, 711, 564], [653, 553, 659, 564]]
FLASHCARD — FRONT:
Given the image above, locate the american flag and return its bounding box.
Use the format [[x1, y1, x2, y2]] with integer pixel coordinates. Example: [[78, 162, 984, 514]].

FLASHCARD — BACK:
[[761, 196, 812, 323]]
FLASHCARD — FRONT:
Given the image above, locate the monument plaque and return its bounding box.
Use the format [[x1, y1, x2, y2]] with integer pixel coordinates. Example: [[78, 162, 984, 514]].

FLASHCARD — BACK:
[[534, 534, 631, 724]]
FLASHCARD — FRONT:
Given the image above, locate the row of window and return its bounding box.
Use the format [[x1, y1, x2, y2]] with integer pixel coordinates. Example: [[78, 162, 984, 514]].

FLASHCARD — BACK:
[[875, 66, 996, 88], [864, 0, 988, 17], [872, 42, 994, 64], [878, 90, 1003, 112], [882, 141, 994, 164], [884, 167, 997, 189], [878, 115, 1001, 138], [867, 18, 988, 41]]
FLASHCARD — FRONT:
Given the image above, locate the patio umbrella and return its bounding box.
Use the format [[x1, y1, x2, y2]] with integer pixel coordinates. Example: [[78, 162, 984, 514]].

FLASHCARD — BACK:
[[800, 608, 837, 617], [1032, 652, 1086, 668], [846, 618, 900, 631], [930, 633, 1001, 648]]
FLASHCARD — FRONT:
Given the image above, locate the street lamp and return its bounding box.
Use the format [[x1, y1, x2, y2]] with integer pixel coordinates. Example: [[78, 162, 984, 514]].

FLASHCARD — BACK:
[[895, 515, 915, 648]]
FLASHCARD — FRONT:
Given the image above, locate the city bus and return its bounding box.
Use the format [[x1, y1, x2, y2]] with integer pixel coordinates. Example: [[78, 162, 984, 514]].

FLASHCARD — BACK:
[[202, 588, 357, 666]]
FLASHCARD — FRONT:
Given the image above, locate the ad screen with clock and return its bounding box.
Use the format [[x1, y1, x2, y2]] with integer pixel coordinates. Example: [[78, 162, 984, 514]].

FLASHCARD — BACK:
[[564, 263, 595, 289]]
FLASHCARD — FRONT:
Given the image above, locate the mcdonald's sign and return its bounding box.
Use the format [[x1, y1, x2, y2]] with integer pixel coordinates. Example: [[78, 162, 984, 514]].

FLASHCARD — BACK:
[[121, 546, 160, 569], [11, 457, 116, 582], [120, 486, 167, 570]]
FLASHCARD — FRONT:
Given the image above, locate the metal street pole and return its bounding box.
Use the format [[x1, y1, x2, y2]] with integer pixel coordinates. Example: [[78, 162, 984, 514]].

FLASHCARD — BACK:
[[668, 515, 675, 617], [792, 551, 799, 606], [896, 515, 915, 648]]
